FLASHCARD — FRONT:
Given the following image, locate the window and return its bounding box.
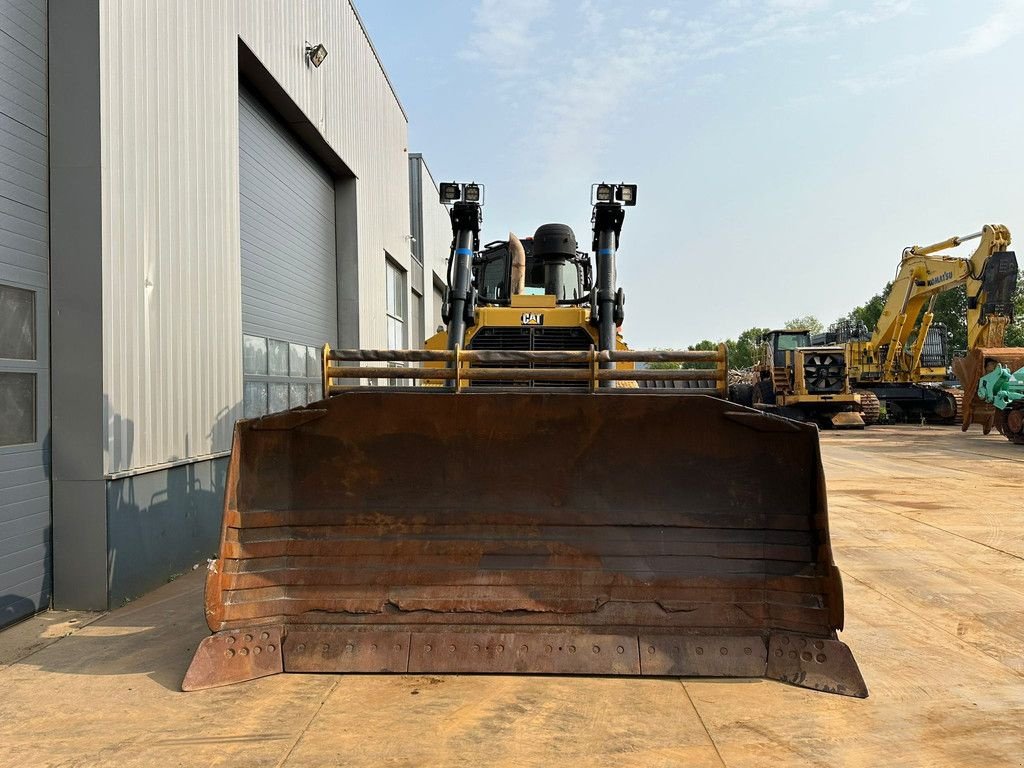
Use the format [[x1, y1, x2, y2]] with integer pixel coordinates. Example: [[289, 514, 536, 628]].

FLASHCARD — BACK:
[[0, 284, 38, 446], [776, 333, 811, 351], [386, 260, 406, 350], [242, 333, 322, 418], [0, 285, 35, 360], [0, 372, 35, 446]]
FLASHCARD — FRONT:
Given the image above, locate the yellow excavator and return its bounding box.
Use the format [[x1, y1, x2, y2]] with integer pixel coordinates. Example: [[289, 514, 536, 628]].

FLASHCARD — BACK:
[[182, 183, 866, 698], [840, 225, 1018, 424]]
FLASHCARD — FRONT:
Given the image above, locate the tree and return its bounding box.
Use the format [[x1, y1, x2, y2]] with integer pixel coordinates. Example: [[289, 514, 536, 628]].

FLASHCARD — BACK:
[[1001, 280, 1024, 347], [728, 326, 769, 369], [784, 315, 823, 334], [686, 339, 718, 369], [928, 285, 967, 353], [838, 282, 891, 333], [646, 349, 682, 370]]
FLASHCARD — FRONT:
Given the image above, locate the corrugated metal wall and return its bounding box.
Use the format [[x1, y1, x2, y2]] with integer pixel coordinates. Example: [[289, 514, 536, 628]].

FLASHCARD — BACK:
[[414, 158, 452, 338], [238, 86, 337, 344], [97, 0, 416, 475], [100, 0, 241, 474], [0, 0, 52, 625]]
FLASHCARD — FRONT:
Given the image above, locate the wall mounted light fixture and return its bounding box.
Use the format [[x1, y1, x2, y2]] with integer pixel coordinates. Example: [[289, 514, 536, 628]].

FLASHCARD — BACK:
[[305, 42, 328, 68]]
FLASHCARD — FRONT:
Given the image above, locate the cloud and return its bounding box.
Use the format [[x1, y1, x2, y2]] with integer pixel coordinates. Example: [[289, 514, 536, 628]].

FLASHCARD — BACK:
[[838, 0, 1024, 95], [836, 0, 914, 29], [458, 0, 552, 75], [458, 0, 919, 187]]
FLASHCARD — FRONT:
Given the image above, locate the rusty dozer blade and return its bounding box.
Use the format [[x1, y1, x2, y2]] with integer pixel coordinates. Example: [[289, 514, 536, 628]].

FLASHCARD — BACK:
[[954, 348, 1024, 438], [183, 390, 866, 697]]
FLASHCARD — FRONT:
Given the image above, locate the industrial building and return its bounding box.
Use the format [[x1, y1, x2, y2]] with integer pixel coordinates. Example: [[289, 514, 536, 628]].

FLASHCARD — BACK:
[[0, 0, 450, 625]]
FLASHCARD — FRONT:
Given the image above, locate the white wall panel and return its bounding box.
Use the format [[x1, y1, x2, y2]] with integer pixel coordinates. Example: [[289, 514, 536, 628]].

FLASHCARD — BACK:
[[100, 0, 241, 474]]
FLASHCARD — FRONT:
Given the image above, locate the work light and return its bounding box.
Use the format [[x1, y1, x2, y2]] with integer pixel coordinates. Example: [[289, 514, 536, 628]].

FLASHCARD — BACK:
[[439, 183, 461, 204], [616, 184, 638, 206], [463, 183, 482, 203], [594, 183, 613, 203], [305, 43, 328, 68]]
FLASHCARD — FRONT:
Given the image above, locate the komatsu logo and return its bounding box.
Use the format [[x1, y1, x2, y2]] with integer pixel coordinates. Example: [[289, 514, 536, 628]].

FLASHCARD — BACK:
[[520, 312, 544, 325], [926, 271, 953, 286]]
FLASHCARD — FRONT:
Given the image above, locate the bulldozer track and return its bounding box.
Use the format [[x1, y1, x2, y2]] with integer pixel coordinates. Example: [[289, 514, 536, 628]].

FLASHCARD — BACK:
[[855, 390, 881, 425]]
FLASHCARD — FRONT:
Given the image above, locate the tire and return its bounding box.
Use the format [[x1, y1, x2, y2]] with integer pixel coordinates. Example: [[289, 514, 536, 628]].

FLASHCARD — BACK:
[[1001, 405, 1024, 445], [729, 383, 754, 407], [756, 378, 776, 405]]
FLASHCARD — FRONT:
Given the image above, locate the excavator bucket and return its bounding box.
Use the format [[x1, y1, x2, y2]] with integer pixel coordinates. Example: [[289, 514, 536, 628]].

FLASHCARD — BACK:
[[183, 389, 866, 697], [955, 348, 1024, 440]]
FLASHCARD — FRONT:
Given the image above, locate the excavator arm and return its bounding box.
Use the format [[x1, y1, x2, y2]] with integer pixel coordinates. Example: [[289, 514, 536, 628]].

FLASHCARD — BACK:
[[870, 224, 1015, 378]]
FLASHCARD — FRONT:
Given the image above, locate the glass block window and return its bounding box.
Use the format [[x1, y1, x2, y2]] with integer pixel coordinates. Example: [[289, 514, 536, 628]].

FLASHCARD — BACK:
[[243, 335, 268, 375], [243, 381, 267, 419], [242, 335, 323, 417], [269, 340, 289, 376]]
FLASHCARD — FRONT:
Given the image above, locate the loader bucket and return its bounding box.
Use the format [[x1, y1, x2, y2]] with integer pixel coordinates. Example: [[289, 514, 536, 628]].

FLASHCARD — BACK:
[[955, 348, 1024, 439], [183, 390, 865, 697]]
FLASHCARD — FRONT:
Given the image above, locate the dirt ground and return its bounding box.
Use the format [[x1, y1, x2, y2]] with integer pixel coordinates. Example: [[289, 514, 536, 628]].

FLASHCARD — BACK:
[[1, 425, 1022, 768]]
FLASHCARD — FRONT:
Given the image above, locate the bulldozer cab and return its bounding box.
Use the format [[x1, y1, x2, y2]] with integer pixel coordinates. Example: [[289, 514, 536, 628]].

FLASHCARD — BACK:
[[474, 238, 592, 303]]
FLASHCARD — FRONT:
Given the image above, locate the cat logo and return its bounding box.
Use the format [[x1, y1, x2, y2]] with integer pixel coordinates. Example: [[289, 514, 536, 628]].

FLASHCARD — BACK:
[[520, 312, 544, 326]]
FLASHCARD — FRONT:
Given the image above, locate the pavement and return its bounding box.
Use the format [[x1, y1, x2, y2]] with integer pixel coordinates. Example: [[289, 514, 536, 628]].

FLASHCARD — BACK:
[[1, 425, 1022, 767]]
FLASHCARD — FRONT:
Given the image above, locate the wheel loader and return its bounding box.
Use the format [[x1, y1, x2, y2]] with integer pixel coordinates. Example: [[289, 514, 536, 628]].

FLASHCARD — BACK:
[[183, 183, 866, 698], [738, 329, 865, 429]]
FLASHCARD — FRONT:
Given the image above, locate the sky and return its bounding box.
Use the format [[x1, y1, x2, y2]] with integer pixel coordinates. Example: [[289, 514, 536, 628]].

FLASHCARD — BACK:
[[356, 0, 1024, 348]]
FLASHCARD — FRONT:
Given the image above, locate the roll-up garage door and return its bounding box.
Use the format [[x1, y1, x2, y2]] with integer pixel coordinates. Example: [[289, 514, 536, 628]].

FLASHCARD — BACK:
[[238, 86, 337, 417], [0, 0, 51, 628]]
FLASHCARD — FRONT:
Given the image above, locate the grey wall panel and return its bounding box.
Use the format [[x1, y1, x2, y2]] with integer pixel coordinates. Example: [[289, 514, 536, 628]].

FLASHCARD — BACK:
[[409, 155, 452, 343], [1, 0, 50, 626], [239, 86, 337, 345], [106, 457, 227, 605]]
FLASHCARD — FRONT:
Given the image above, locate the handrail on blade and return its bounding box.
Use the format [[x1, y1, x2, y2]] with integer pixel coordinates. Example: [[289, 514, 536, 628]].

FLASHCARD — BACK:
[[320, 344, 729, 396]]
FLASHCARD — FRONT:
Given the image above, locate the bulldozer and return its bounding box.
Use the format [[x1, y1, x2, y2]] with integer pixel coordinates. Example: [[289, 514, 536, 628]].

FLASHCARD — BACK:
[[740, 329, 865, 429], [182, 182, 866, 697]]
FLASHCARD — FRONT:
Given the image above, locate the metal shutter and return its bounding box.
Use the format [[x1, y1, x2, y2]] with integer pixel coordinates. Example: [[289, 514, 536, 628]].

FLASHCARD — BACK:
[[0, 0, 52, 627], [238, 86, 337, 346]]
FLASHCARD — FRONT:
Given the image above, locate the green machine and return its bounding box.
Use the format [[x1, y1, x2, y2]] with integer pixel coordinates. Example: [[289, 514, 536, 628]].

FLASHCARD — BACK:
[[978, 365, 1024, 444]]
